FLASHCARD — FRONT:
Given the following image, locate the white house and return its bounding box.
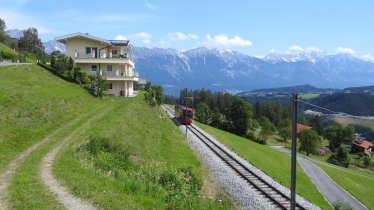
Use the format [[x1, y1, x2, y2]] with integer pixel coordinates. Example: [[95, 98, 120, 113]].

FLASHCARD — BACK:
[[55, 33, 139, 97]]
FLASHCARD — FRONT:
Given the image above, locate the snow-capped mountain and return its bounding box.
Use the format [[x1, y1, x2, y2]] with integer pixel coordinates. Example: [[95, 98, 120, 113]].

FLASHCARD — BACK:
[[132, 47, 374, 94], [24, 41, 374, 94], [43, 40, 66, 53]]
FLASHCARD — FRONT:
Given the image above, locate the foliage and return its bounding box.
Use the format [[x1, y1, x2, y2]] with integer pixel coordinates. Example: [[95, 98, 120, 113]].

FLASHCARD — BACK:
[[299, 129, 321, 156], [84, 136, 131, 175], [278, 119, 291, 143], [179, 89, 254, 137], [332, 200, 354, 210], [328, 147, 351, 168], [87, 73, 107, 97], [144, 83, 164, 106], [18, 27, 48, 62], [258, 116, 274, 143], [323, 125, 355, 152], [194, 102, 211, 124], [311, 93, 374, 116], [363, 156, 371, 168], [228, 97, 253, 136]]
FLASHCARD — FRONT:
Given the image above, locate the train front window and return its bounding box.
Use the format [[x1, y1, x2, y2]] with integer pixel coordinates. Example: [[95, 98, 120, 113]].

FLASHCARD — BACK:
[[186, 112, 193, 118]]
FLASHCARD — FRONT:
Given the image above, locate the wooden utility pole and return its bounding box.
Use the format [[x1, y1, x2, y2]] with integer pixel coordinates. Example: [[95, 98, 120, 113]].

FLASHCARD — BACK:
[[291, 93, 298, 210]]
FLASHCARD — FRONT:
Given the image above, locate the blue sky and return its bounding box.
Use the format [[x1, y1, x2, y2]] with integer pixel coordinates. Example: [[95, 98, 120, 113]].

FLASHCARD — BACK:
[[1, 0, 374, 60]]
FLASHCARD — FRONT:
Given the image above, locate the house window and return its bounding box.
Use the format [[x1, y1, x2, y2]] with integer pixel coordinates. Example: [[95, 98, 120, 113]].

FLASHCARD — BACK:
[[113, 50, 118, 55], [108, 83, 113, 89], [86, 47, 91, 54], [107, 65, 112, 72], [91, 65, 97, 71]]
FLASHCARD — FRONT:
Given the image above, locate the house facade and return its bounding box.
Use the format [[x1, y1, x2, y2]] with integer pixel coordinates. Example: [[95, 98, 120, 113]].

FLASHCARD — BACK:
[[55, 33, 139, 97]]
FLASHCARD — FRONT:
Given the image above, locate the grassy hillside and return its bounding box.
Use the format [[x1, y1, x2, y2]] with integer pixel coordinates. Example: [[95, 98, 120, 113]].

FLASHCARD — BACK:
[[0, 64, 102, 171], [195, 122, 331, 209], [1, 64, 231, 209], [0, 43, 35, 63], [51, 96, 231, 209]]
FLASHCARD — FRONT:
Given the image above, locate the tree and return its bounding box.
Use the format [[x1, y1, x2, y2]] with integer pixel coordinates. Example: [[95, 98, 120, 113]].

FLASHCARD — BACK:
[[258, 116, 273, 143], [278, 119, 291, 146], [228, 97, 253, 136], [194, 102, 211, 124], [0, 18, 5, 32], [18, 28, 45, 59], [328, 147, 351, 168], [323, 125, 355, 152], [299, 129, 321, 156]]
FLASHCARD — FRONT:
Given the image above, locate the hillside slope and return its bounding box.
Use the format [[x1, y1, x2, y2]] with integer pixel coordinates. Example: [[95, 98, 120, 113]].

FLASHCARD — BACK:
[[0, 64, 102, 171], [0, 65, 231, 209]]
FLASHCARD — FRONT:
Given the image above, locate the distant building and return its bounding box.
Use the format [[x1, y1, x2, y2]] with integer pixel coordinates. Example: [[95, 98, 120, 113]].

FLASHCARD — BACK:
[[55, 33, 139, 97], [351, 133, 373, 157], [296, 123, 312, 134]]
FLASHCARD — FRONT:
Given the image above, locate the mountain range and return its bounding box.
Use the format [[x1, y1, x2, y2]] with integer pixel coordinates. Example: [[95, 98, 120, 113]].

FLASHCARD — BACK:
[[131, 47, 374, 95], [11, 30, 373, 95]]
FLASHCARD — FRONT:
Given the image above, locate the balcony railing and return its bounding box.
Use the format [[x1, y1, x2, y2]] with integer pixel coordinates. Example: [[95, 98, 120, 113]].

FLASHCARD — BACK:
[[98, 70, 139, 79], [73, 50, 135, 63]]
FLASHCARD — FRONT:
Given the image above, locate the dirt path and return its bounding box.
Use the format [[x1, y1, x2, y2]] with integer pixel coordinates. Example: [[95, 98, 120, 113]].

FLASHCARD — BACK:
[[0, 105, 104, 210], [0, 122, 71, 210], [39, 105, 115, 210]]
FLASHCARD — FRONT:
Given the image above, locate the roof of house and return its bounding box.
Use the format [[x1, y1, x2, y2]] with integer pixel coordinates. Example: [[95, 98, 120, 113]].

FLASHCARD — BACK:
[[352, 140, 373, 149], [55, 33, 112, 44], [297, 123, 312, 134]]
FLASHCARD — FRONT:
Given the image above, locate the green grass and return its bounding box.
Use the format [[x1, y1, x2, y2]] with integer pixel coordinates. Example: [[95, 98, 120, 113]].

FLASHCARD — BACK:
[[300, 93, 320, 100], [0, 43, 36, 62], [333, 116, 374, 130], [194, 122, 331, 210], [1, 64, 231, 209], [53, 96, 232, 209], [317, 163, 374, 209], [0, 64, 101, 172]]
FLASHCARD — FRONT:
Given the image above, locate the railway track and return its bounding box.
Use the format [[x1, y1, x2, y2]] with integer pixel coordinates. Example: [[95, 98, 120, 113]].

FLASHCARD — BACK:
[[162, 104, 306, 210]]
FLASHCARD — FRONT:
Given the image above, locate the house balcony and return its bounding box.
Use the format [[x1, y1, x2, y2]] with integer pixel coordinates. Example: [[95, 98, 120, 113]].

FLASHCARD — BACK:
[[103, 71, 139, 81], [73, 50, 134, 66]]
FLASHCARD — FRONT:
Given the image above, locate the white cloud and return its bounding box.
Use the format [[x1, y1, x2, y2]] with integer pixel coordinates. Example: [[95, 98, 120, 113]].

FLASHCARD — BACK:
[[131, 32, 152, 44], [336, 47, 356, 54], [288, 45, 322, 53], [362, 54, 374, 62], [145, 1, 156, 9], [168, 32, 199, 41], [115, 35, 128, 40], [288, 45, 303, 51], [205, 34, 253, 47]]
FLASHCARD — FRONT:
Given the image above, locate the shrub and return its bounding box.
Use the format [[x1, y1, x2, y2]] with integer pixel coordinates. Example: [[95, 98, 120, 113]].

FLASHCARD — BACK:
[[363, 156, 371, 168], [328, 147, 350, 168], [84, 136, 131, 174], [333, 200, 353, 210]]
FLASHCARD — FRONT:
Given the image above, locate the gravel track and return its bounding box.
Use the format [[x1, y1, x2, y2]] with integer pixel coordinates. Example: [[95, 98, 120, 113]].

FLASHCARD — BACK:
[[39, 105, 115, 210], [162, 105, 320, 210], [0, 116, 84, 210]]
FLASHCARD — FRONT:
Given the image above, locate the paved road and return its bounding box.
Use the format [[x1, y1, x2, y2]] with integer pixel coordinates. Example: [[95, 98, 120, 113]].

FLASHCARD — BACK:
[[0, 62, 32, 67], [271, 146, 368, 210]]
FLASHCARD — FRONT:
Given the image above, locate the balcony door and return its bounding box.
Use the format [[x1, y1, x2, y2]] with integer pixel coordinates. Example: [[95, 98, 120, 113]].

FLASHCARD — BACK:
[[92, 47, 97, 58]]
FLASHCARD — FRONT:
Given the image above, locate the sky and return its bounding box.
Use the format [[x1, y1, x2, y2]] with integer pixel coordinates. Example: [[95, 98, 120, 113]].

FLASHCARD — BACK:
[[1, 0, 374, 60]]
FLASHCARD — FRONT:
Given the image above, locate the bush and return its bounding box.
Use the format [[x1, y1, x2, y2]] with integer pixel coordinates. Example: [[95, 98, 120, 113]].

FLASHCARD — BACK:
[[363, 156, 371, 168], [159, 166, 202, 202], [333, 200, 353, 210], [328, 147, 350, 168], [84, 136, 131, 175]]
